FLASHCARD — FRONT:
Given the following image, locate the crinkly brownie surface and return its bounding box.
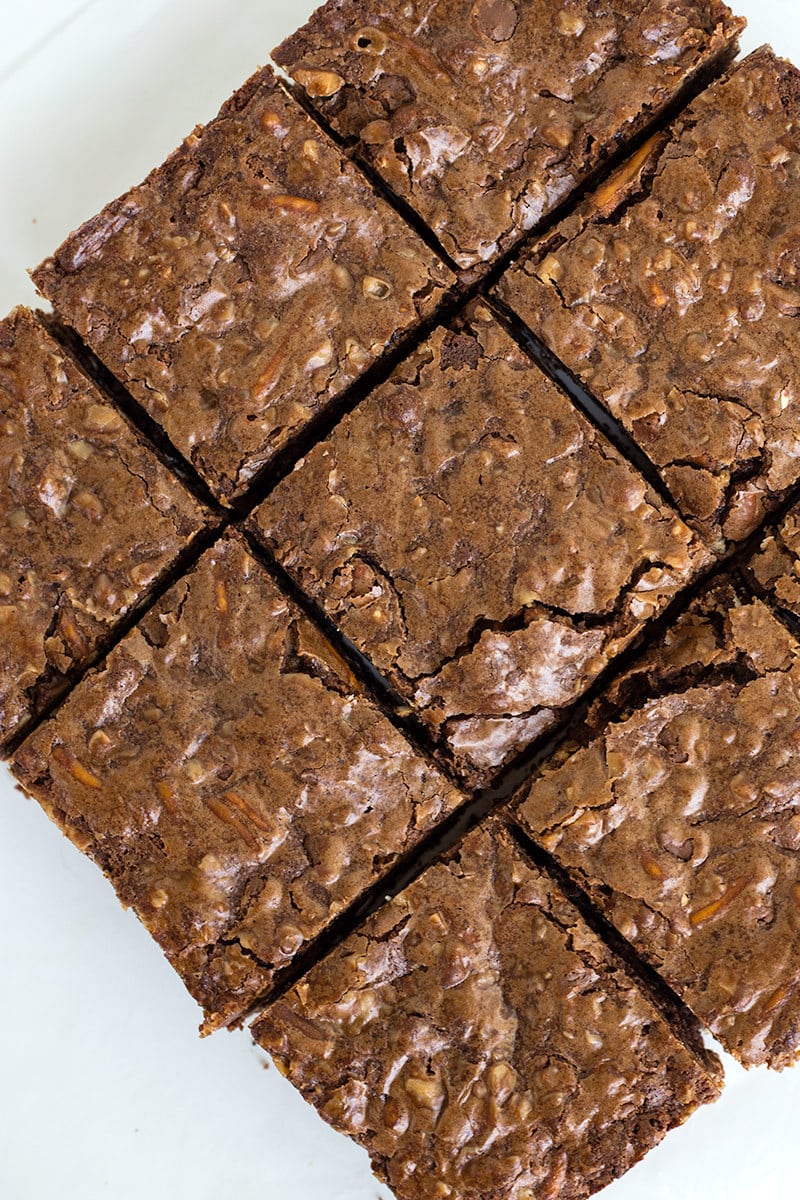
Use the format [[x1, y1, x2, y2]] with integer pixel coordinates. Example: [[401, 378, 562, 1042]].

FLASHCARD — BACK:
[[276, 0, 742, 267]]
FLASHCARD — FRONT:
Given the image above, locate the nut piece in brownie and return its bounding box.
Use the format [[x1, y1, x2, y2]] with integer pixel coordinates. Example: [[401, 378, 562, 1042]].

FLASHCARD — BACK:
[[32, 67, 453, 503], [0, 308, 209, 753], [275, 0, 743, 270], [254, 821, 721, 1200], [746, 498, 800, 621], [251, 303, 709, 787], [498, 49, 800, 546], [11, 531, 463, 1029], [512, 577, 800, 1068]]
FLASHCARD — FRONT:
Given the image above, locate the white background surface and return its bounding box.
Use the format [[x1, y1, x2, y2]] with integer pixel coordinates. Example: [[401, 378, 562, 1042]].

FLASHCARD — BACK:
[[1, 3, 800, 1197]]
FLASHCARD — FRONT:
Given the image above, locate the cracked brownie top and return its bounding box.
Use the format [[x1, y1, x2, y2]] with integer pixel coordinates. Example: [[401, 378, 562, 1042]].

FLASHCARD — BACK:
[[255, 820, 721, 1200], [32, 66, 453, 503], [276, 0, 743, 269], [11, 531, 463, 1028], [251, 302, 709, 786], [498, 48, 800, 546], [747, 497, 800, 621], [512, 577, 800, 1068], [0, 308, 209, 751]]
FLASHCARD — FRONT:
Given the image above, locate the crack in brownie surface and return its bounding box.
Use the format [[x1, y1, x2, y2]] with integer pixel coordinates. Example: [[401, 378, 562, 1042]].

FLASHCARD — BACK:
[[0, 308, 209, 751], [254, 820, 721, 1200], [513, 578, 800, 1068], [499, 49, 800, 546], [251, 302, 709, 786], [275, 0, 743, 269], [747, 497, 800, 622], [11, 531, 463, 1028], [32, 66, 453, 503]]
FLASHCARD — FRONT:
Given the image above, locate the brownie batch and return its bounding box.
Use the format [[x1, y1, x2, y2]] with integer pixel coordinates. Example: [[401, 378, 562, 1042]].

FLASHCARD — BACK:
[[6, 2, 800, 1198]]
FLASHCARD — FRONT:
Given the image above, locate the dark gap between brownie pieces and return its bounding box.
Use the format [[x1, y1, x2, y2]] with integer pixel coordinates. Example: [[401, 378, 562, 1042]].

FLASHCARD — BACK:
[[506, 823, 721, 1077], [233, 714, 572, 1024], [229, 287, 466, 515], [274, 35, 738, 292], [241, 529, 453, 779], [39, 294, 465, 523], [487, 294, 684, 519], [222, 564, 707, 1023], [277, 75, 462, 276], [233, 472, 800, 1022], [3, 519, 228, 759], [33, 38, 737, 529], [469, 40, 738, 296], [237, 707, 725, 1078], [39, 313, 226, 517]]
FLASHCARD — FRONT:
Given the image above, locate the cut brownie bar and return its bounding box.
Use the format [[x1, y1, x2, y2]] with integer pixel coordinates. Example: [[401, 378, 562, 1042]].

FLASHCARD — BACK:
[[0, 307, 209, 753], [32, 66, 453, 503], [11, 531, 463, 1029], [251, 302, 709, 787], [275, 0, 743, 270], [254, 821, 722, 1200], [512, 577, 800, 1068], [746, 498, 800, 620], [498, 48, 800, 546]]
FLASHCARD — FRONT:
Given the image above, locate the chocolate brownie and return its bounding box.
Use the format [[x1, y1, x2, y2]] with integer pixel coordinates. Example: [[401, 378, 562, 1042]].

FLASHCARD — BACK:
[[275, 0, 743, 270], [0, 307, 209, 753], [32, 66, 453, 503], [251, 302, 709, 787], [512, 578, 800, 1068], [746, 499, 800, 621], [11, 531, 463, 1029], [498, 49, 800, 547], [254, 821, 722, 1200]]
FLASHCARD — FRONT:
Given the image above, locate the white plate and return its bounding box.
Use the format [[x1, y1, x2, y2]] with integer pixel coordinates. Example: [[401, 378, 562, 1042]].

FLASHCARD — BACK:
[[1, 3, 799, 1197]]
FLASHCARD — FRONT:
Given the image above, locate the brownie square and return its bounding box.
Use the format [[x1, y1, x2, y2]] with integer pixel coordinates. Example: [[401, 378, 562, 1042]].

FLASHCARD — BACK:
[[11, 531, 463, 1029], [251, 302, 709, 787], [254, 821, 721, 1200], [498, 49, 800, 546], [32, 66, 453, 503], [512, 577, 800, 1068], [746, 499, 800, 620], [0, 308, 209, 752], [275, 0, 742, 270]]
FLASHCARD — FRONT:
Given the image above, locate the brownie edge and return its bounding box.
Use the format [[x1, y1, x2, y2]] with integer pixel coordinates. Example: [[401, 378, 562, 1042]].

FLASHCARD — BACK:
[[513, 579, 800, 1069], [0, 307, 210, 751], [32, 66, 453, 502], [11, 531, 464, 1028], [276, 0, 743, 269], [498, 48, 800, 545], [255, 821, 721, 1200]]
